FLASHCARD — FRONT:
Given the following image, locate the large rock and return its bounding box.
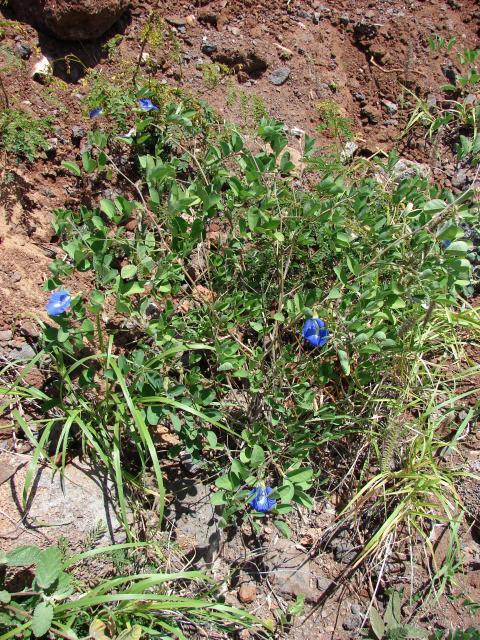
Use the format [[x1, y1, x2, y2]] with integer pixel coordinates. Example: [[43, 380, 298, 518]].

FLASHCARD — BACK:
[[10, 0, 130, 41], [0, 452, 123, 552]]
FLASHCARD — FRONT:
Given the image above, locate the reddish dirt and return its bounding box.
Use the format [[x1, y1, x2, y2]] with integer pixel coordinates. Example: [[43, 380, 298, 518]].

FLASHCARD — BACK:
[[0, 0, 479, 636]]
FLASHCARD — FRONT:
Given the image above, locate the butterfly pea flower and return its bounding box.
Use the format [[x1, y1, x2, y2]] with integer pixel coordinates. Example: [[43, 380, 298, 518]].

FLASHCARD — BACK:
[[138, 98, 159, 111], [302, 317, 329, 348], [248, 486, 276, 513], [89, 107, 103, 119], [46, 290, 72, 316]]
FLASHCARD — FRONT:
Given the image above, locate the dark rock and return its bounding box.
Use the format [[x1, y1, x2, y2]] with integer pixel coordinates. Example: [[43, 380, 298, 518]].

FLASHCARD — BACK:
[[10, 0, 130, 41], [340, 14, 350, 25], [14, 41, 32, 59], [201, 39, 218, 55], [441, 63, 458, 85], [165, 15, 186, 27], [268, 66, 290, 86], [360, 106, 380, 124], [210, 45, 269, 75], [353, 21, 378, 43], [353, 91, 366, 104], [297, 9, 313, 20]]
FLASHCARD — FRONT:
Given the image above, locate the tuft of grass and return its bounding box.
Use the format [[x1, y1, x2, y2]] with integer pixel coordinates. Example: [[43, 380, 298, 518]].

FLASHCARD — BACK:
[[0, 108, 52, 161]]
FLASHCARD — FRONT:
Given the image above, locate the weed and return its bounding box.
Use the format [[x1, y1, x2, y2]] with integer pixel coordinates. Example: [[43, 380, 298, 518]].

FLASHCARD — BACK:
[[102, 34, 123, 61], [0, 108, 52, 161], [201, 62, 231, 89], [315, 99, 354, 142]]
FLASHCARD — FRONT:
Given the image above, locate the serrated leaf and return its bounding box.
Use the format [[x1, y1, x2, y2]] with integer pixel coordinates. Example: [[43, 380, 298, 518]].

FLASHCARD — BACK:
[[36, 547, 62, 589], [31, 602, 53, 638], [6, 545, 40, 567], [273, 520, 292, 539]]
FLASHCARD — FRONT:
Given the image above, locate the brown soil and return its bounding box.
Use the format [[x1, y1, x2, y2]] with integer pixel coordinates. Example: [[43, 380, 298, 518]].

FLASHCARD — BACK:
[[0, 0, 479, 637]]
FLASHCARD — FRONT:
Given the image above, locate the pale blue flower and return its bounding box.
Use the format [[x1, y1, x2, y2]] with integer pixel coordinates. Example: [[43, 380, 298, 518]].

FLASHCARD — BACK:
[[46, 290, 71, 316], [248, 486, 276, 513], [302, 317, 329, 348], [138, 98, 159, 111], [89, 107, 102, 119]]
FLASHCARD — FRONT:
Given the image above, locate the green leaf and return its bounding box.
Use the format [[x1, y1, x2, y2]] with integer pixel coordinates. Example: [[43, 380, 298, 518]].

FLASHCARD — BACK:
[[6, 545, 40, 567], [286, 468, 313, 484], [273, 520, 292, 539], [338, 349, 350, 375], [31, 602, 54, 638], [215, 474, 234, 490], [120, 264, 137, 279], [445, 240, 473, 256], [36, 547, 62, 589], [250, 445, 265, 468], [369, 607, 385, 640], [100, 199, 116, 219], [206, 430, 218, 449], [61, 161, 81, 177], [0, 590, 11, 604], [211, 491, 226, 505]]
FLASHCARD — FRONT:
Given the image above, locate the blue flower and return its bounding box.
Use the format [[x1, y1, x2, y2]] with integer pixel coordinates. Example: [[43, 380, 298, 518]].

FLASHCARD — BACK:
[[46, 290, 72, 316], [248, 486, 276, 513], [89, 107, 103, 119], [442, 239, 452, 248], [138, 98, 159, 111], [302, 317, 329, 348]]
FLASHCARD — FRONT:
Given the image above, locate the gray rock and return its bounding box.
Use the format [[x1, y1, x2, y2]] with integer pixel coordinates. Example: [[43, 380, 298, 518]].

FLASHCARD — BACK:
[[167, 480, 220, 567], [4, 342, 36, 362], [14, 41, 32, 59], [426, 94, 437, 110], [0, 330, 13, 343], [392, 158, 431, 182], [341, 141, 358, 162], [71, 126, 86, 145], [262, 538, 319, 600], [383, 119, 398, 126], [382, 99, 398, 114], [339, 14, 350, 25], [343, 614, 363, 631], [351, 603, 363, 615], [268, 67, 290, 86], [360, 106, 379, 125], [451, 169, 468, 189], [0, 453, 124, 551]]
